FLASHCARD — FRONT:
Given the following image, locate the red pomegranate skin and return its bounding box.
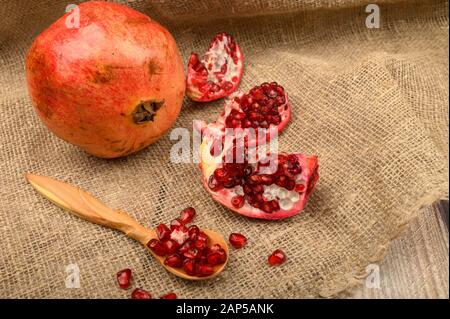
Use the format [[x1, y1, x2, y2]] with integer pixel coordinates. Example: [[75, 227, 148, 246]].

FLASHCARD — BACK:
[[26, 1, 185, 158]]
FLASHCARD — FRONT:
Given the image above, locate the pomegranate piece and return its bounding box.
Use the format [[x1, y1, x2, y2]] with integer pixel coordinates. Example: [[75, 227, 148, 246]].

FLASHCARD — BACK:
[[183, 248, 202, 260], [160, 292, 177, 299], [196, 82, 291, 148], [164, 254, 183, 268], [268, 249, 286, 266], [229, 233, 248, 249], [147, 239, 167, 256], [156, 224, 171, 241], [179, 207, 196, 224], [200, 149, 319, 220], [131, 288, 152, 299], [116, 268, 132, 289], [187, 32, 243, 102]]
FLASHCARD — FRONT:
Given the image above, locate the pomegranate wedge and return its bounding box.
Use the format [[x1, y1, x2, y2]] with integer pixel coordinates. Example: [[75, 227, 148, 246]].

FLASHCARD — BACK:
[[200, 145, 319, 220], [187, 33, 243, 102], [195, 82, 291, 148]]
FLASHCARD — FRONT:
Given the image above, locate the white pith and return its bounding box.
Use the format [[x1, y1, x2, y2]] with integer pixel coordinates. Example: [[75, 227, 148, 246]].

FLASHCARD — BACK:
[[203, 36, 241, 83]]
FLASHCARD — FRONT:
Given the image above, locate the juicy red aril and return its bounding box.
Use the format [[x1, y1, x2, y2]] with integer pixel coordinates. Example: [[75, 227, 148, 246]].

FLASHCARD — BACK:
[[197, 232, 209, 243], [164, 254, 183, 268], [188, 225, 200, 241], [268, 249, 286, 266], [183, 258, 196, 276], [163, 239, 179, 255], [183, 248, 202, 259], [116, 268, 132, 289], [229, 233, 247, 249], [147, 239, 167, 256], [207, 250, 227, 265], [160, 292, 177, 299], [156, 223, 171, 241], [179, 207, 196, 224], [178, 241, 192, 255], [131, 288, 152, 299], [196, 264, 215, 277], [193, 239, 207, 250], [231, 195, 244, 208]]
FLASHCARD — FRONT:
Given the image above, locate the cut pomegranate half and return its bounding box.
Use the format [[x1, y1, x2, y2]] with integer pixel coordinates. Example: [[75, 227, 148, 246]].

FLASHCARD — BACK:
[[200, 149, 319, 220], [187, 32, 243, 102], [195, 82, 291, 148]]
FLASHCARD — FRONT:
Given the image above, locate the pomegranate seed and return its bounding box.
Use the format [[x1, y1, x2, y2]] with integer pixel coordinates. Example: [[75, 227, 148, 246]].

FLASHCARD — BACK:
[[160, 292, 177, 299], [208, 175, 223, 191], [207, 250, 227, 265], [164, 254, 183, 268], [214, 168, 228, 181], [196, 264, 214, 277], [116, 268, 132, 289], [275, 175, 288, 187], [285, 180, 295, 191], [268, 249, 286, 266], [147, 239, 167, 256], [260, 174, 273, 185], [131, 288, 152, 299], [231, 195, 245, 208], [295, 184, 306, 192], [209, 244, 223, 252], [178, 241, 192, 255], [183, 258, 196, 276], [193, 239, 207, 250], [156, 223, 171, 241], [183, 248, 202, 259], [163, 239, 179, 255], [188, 225, 200, 241], [179, 207, 196, 224], [197, 232, 209, 243], [229, 233, 247, 249]]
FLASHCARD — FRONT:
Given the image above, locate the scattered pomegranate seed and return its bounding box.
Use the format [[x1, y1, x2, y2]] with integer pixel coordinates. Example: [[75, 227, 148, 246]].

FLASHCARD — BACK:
[[268, 249, 286, 266], [131, 288, 152, 299], [160, 292, 177, 299], [229, 233, 247, 249], [179, 207, 196, 224], [147, 239, 167, 256], [116, 268, 132, 289]]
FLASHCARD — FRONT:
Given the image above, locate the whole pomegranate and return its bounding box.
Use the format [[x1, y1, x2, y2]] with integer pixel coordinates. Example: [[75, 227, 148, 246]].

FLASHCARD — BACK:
[[26, 2, 185, 158]]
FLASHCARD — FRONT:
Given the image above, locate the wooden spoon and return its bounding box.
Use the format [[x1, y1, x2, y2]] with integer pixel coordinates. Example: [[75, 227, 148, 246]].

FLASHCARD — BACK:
[[25, 173, 228, 280]]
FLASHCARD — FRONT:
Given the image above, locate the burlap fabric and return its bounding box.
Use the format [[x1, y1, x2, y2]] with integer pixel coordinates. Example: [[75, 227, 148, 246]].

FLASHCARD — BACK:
[[0, 0, 448, 298]]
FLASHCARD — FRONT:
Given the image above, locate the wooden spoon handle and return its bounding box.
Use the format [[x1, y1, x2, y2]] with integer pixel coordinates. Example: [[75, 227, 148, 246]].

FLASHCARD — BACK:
[[25, 173, 154, 246]]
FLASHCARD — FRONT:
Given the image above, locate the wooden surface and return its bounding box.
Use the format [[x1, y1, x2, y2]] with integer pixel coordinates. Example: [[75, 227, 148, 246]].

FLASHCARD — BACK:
[[350, 200, 449, 298]]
